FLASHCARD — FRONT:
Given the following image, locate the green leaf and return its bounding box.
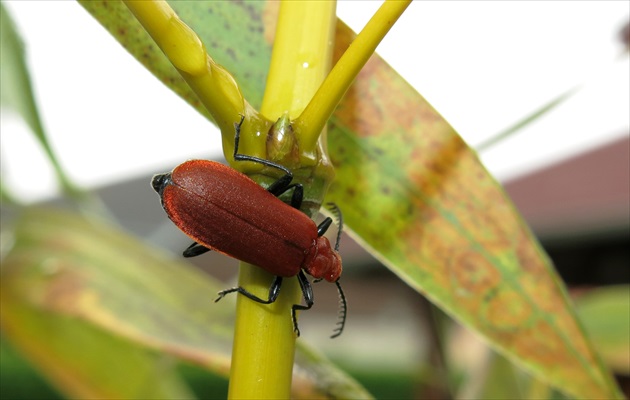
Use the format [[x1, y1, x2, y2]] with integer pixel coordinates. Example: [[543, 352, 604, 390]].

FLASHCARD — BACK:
[[576, 285, 630, 375], [0, 298, 195, 399], [476, 85, 581, 152], [0, 207, 370, 399], [0, 4, 77, 197]]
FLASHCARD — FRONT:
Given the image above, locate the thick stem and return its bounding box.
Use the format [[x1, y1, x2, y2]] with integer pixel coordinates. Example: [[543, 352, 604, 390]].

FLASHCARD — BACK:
[[260, 1, 337, 120], [228, 2, 337, 399]]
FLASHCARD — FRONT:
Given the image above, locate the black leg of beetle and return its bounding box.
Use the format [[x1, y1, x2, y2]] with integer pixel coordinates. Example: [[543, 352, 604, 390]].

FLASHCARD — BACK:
[[265, 173, 292, 196], [232, 116, 304, 208], [182, 242, 211, 258], [215, 275, 283, 304], [271, 183, 303, 209], [266, 177, 303, 209], [232, 116, 292, 185], [291, 270, 314, 337], [316, 217, 333, 237]]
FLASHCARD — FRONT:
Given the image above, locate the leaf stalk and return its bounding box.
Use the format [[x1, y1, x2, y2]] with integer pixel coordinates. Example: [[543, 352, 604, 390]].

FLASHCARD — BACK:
[[297, 0, 411, 150], [123, 0, 246, 134]]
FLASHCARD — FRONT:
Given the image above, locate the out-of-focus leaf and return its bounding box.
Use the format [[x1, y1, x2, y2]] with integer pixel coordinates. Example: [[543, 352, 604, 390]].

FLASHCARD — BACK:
[[0, 4, 77, 196], [294, 341, 374, 400], [448, 328, 569, 400], [0, 207, 369, 399], [73, 1, 621, 398], [0, 208, 227, 398], [476, 85, 580, 152], [0, 295, 195, 399], [576, 285, 630, 374], [0, 339, 63, 399]]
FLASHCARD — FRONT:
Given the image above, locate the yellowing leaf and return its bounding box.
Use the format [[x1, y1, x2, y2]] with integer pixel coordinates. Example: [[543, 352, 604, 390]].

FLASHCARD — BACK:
[[326, 23, 622, 399], [0, 207, 370, 399]]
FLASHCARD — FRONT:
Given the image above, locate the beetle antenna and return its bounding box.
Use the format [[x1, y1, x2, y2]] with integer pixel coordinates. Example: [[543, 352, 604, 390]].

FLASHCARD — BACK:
[[326, 203, 343, 252], [330, 279, 347, 338]]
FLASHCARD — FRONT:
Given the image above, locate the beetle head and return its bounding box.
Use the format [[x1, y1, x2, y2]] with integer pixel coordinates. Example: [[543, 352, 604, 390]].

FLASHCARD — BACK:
[[305, 236, 342, 282], [151, 173, 171, 197]]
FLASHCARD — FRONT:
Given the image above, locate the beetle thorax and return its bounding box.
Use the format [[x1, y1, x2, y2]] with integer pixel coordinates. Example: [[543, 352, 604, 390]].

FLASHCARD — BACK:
[[303, 236, 342, 282]]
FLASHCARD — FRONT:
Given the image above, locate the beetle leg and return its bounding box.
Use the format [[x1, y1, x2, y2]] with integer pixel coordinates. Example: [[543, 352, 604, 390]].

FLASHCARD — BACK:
[[215, 275, 283, 304], [232, 116, 293, 178], [287, 184, 303, 209], [316, 217, 333, 236], [232, 116, 303, 207], [291, 270, 314, 337], [182, 241, 211, 258], [268, 182, 303, 210]]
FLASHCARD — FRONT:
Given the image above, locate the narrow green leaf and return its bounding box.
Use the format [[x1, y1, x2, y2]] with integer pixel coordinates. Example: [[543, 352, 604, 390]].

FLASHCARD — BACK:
[[0, 207, 369, 398], [0, 4, 78, 197], [476, 85, 581, 152]]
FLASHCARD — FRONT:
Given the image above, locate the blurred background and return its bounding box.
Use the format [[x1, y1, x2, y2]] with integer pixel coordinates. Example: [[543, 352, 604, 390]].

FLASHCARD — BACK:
[[1, 1, 628, 399]]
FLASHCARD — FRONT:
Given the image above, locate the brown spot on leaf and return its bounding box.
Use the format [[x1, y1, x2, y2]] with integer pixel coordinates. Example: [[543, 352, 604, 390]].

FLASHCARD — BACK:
[[262, 1, 280, 44], [43, 265, 88, 315], [451, 251, 501, 296], [483, 288, 534, 331]]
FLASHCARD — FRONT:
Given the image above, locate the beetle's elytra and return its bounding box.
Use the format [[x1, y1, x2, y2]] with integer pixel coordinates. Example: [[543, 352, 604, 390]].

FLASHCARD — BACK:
[[152, 116, 346, 338]]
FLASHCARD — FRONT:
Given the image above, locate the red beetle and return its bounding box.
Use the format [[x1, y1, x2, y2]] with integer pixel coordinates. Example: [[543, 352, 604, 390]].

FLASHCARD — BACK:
[[152, 117, 346, 337]]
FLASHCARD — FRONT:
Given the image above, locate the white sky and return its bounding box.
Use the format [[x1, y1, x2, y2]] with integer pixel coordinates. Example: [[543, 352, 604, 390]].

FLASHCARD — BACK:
[[1, 1, 629, 203]]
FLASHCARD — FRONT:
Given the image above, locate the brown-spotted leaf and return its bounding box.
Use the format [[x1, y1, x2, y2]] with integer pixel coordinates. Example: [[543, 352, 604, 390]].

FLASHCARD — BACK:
[[326, 23, 622, 399]]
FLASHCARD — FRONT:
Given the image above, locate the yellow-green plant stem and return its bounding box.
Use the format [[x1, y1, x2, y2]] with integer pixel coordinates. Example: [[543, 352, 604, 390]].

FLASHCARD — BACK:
[[228, 2, 337, 399], [297, 0, 411, 150], [123, 0, 246, 134], [260, 1, 337, 120]]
